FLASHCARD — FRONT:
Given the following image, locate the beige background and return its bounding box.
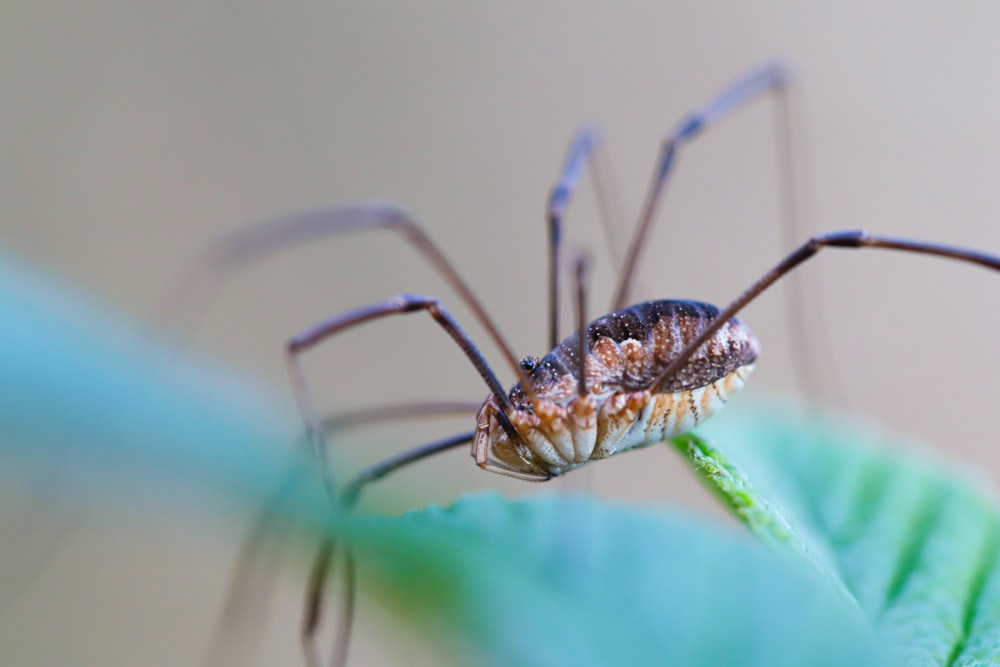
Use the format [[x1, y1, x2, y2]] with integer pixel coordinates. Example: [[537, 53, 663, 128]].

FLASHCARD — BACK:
[[4, 2, 1000, 665]]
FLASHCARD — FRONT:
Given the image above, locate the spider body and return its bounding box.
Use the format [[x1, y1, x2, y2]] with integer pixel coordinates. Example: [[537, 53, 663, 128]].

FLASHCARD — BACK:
[[476, 299, 758, 479], [184, 63, 1000, 667]]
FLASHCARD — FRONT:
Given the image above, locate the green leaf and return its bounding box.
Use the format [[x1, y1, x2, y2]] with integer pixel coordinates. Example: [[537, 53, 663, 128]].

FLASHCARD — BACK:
[[684, 404, 1000, 666], [345, 493, 886, 667]]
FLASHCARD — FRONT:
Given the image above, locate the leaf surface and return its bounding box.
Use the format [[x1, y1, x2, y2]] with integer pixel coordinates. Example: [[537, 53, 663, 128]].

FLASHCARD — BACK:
[[685, 405, 1000, 667], [345, 492, 886, 667]]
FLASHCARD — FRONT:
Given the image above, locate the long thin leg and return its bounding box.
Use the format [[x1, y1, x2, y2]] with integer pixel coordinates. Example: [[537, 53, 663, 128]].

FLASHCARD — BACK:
[[653, 231, 1000, 392], [331, 551, 355, 667], [302, 539, 335, 667], [206, 400, 478, 667], [321, 400, 480, 433], [591, 135, 629, 274], [611, 62, 791, 310], [341, 430, 476, 508], [304, 431, 476, 667], [161, 202, 537, 398], [771, 78, 847, 402], [283, 294, 534, 663], [201, 490, 290, 667], [566, 253, 599, 494], [300, 543, 354, 667], [286, 295, 527, 484], [547, 128, 600, 350], [573, 253, 592, 397], [546, 128, 630, 350], [286, 295, 526, 493]]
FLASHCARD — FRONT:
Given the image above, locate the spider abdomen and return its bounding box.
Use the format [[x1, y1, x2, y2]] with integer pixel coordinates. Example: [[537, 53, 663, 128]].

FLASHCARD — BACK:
[[527, 299, 758, 401]]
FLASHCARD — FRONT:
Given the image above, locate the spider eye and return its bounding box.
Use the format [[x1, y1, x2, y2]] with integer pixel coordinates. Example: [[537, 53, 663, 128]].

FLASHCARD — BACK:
[[519, 355, 540, 372]]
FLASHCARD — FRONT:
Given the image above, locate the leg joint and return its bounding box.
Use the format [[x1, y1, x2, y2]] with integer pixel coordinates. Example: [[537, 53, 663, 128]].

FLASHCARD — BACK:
[[395, 294, 438, 312], [815, 229, 870, 248]]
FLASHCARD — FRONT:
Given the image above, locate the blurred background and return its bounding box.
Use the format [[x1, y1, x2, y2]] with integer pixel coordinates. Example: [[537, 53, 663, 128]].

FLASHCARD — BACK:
[[3, 2, 1000, 665]]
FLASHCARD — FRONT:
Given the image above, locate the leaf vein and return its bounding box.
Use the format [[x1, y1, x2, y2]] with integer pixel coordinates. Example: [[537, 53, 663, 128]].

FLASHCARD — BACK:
[[946, 515, 1000, 667], [878, 479, 947, 620]]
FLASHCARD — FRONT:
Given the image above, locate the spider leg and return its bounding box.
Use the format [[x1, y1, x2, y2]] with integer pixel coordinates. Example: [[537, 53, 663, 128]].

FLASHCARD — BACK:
[[301, 539, 335, 667], [545, 126, 633, 350], [201, 400, 479, 667], [285, 294, 525, 488], [340, 431, 478, 508], [316, 428, 557, 663], [601, 61, 846, 400], [547, 128, 594, 350], [563, 250, 594, 398], [311, 431, 477, 667], [320, 400, 481, 432], [284, 294, 541, 666], [653, 231, 1000, 392], [612, 62, 794, 309], [200, 484, 290, 667], [330, 551, 355, 667], [160, 202, 537, 402]]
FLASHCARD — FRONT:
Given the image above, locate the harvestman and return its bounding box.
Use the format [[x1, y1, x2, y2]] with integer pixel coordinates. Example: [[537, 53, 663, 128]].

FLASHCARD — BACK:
[[175, 64, 1000, 667]]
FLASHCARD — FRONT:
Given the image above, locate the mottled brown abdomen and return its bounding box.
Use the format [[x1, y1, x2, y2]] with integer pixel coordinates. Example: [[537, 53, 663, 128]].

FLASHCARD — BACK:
[[511, 299, 759, 409]]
